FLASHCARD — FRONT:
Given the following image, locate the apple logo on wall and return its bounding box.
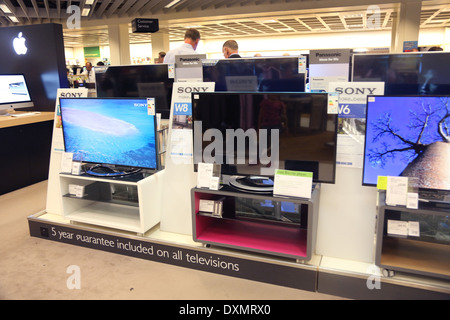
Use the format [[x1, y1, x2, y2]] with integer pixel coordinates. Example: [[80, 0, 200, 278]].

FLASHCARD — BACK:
[[13, 32, 28, 55]]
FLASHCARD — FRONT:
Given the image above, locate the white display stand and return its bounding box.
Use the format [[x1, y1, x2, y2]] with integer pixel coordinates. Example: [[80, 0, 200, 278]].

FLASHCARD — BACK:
[[46, 88, 88, 215], [59, 171, 163, 235], [45, 88, 164, 234], [159, 82, 215, 235]]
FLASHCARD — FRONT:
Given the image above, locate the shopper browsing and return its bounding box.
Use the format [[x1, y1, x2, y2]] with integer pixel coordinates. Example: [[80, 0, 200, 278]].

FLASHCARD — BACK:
[[222, 40, 241, 58], [163, 29, 201, 64], [82, 62, 96, 83]]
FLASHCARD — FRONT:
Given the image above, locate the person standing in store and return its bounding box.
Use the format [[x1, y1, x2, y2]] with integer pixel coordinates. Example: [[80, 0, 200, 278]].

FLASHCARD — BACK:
[[222, 40, 241, 58], [163, 28, 201, 64], [82, 62, 96, 83]]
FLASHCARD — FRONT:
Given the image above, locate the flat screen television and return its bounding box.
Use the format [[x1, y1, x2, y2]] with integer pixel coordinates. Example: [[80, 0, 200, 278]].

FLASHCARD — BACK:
[[95, 64, 174, 119], [0, 74, 33, 115], [363, 95, 450, 197], [202, 56, 306, 93], [192, 92, 338, 192], [59, 98, 158, 176], [352, 52, 450, 95]]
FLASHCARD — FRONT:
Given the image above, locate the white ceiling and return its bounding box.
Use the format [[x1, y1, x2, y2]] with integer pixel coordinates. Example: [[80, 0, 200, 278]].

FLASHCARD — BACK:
[[1, 0, 450, 47]]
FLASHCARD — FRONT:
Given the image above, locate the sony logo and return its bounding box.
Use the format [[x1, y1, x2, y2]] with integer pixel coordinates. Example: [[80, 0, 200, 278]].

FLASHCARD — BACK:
[[177, 87, 210, 93], [60, 92, 85, 98], [334, 87, 378, 95]]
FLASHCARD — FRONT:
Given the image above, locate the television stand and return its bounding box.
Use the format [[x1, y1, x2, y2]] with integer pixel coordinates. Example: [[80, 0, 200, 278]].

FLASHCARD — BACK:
[[86, 164, 142, 178], [228, 175, 274, 193]]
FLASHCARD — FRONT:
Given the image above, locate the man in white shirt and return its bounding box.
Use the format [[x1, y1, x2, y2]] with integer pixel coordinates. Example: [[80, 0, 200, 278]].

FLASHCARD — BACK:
[[163, 28, 201, 64], [82, 62, 96, 83]]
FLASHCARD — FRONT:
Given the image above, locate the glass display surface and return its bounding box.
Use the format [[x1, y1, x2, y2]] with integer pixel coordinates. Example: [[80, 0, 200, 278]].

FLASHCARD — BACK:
[[60, 98, 158, 170], [363, 95, 450, 192]]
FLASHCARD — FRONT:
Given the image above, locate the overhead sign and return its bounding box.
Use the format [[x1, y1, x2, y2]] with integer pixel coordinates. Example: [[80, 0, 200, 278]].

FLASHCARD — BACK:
[[132, 18, 159, 33]]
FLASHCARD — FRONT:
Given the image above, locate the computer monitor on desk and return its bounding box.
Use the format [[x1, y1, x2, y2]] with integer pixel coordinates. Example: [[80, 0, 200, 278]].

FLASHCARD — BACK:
[[0, 74, 34, 116]]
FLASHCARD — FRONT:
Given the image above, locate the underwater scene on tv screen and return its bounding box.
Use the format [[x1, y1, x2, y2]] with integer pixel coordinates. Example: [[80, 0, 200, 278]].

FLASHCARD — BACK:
[[364, 96, 450, 190], [60, 98, 157, 170]]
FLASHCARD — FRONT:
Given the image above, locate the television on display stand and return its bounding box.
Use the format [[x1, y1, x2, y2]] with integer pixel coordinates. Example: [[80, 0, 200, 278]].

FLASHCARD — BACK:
[[192, 91, 338, 193], [59, 97, 159, 178], [363, 95, 450, 204], [0, 74, 34, 116]]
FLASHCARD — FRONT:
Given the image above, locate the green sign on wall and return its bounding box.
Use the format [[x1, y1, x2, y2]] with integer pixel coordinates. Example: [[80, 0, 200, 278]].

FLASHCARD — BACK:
[[84, 46, 100, 58]]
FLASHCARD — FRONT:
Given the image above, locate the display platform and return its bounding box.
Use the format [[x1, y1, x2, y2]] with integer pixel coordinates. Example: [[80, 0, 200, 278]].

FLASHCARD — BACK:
[[28, 211, 450, 299]]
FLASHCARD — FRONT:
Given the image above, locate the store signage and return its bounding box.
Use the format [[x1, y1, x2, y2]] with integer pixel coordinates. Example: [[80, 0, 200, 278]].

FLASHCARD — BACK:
[[132, 18, 159, 33], [13, 32, 27, 55]]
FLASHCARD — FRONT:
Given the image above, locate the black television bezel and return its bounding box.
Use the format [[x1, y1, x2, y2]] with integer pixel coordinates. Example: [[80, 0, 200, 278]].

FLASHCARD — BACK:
[[362, 94, 450, 193], [352, 52, 450, 96], [202, 56, 307, 93], [94, 64, 174, 119], [59, 97, 160, 171], [0, 73, 34, 109], [191, 91, 338, 184]]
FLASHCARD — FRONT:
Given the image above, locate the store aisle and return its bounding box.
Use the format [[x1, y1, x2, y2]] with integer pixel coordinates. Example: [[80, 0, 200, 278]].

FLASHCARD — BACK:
[[0, 181, 344, 300]]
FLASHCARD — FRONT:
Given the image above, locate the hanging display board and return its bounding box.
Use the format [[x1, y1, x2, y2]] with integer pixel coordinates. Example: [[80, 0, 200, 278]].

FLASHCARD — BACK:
[[328, 81, 385, 168], [160, 81, 215, 235], [46, 88, 88, 215], [309, 49, 351, 92]]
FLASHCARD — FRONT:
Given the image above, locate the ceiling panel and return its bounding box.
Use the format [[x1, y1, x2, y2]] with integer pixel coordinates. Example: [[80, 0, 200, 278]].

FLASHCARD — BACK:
[[0, 0, 449, 47]]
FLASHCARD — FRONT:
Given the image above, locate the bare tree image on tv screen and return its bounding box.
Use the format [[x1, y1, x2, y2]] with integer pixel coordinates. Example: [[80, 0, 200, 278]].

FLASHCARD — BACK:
[[364, 96, 450, 190]]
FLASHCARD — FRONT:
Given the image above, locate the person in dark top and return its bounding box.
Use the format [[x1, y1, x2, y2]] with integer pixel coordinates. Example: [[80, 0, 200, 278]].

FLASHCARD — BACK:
[[222, 40, 241, 58]]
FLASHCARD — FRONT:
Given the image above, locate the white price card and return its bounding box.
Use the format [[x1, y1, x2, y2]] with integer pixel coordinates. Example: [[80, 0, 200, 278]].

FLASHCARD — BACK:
[[387, 220, 408, 236], [273, 169, 313, 199], [386, 176, 408, 206], [60, 152, 73, 173], [197, 162, 214, 189]]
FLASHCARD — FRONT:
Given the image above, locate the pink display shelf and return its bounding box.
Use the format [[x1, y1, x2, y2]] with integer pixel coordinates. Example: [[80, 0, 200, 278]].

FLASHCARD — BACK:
[[196, 215, 308, 258]]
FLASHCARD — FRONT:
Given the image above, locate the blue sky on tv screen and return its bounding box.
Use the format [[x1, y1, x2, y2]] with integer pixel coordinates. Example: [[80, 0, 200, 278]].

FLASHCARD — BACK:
[[363, 96, 449, 185]]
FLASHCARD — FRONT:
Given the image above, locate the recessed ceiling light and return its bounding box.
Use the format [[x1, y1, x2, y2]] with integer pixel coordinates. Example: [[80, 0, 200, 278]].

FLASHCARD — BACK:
[[82, 7, 90, 16], [0, 4, 12, 13], [85, 0, 95, 4], [165, 0, 182, 8], [9, 16, 19, 23]]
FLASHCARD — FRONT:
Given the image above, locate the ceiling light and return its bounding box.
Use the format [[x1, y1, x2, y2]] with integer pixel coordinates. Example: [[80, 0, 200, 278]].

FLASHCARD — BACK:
[[0, 4, 12, 13], [85, 0, 95, 4], [82, 7, 90, 16], [9, 16, 19, 23], [165, 0, 182, 8]]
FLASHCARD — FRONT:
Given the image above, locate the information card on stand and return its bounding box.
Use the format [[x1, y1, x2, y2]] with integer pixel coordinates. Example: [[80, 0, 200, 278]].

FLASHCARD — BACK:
[[273, 169, 313, 199]]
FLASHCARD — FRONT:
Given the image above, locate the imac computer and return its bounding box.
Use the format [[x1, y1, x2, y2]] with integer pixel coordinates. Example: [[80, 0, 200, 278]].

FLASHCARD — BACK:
[[0, 74, 34, 116]]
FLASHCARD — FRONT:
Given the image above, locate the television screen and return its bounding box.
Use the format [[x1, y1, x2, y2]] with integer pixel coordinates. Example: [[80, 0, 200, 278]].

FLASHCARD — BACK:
[[192, 92, 337, 184], [0, 74, 33, 109], [60, 98, 158, 171], [352, 52, 450, 95], [363, 95, 450, 191], [95, 64, 174, 119], [202, 57, 305, 92]]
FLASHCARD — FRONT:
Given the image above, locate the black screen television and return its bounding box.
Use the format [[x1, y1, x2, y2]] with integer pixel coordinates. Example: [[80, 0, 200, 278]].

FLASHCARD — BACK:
[[60, 98, 159, 176], [192, 92, 338, 191], [0, 74, 33, 115], [352, 52, 450, 96], [95, 64, 174, 119], [202, 56, 306, 93], [363, 95, 450, 196]]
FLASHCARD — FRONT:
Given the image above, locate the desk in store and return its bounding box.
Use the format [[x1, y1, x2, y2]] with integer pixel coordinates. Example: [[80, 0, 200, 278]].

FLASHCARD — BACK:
[[0, 112, 54, 195]]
